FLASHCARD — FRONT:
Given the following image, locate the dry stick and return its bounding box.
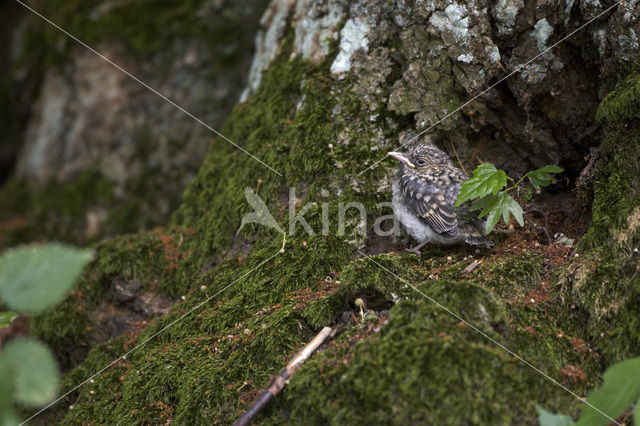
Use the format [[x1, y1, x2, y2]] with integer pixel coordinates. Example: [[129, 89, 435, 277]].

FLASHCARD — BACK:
[[233, 326, 335, 426], [463, 260, 482, 274]]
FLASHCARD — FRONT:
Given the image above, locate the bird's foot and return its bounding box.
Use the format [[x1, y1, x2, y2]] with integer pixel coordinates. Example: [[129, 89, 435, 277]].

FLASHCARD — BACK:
[[405, 240, 428, 256], [404, 246, 422, 256]]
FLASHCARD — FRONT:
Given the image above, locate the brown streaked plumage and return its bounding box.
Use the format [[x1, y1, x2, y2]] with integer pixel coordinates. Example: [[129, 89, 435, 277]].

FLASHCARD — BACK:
[[389, 143, 492, 255]]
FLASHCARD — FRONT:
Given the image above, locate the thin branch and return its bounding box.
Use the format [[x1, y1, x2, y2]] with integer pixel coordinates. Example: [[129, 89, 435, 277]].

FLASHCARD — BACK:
[[233, 327, 335, 426]]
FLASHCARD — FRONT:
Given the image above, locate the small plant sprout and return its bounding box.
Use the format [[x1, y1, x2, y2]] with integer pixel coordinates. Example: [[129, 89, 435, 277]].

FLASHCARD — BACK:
[[355, 298, 366, 321], [456, 163, 563, 234]]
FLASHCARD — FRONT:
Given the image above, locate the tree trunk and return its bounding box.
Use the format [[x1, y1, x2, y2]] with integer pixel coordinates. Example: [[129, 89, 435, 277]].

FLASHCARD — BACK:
[[1, 0, 639, 424]]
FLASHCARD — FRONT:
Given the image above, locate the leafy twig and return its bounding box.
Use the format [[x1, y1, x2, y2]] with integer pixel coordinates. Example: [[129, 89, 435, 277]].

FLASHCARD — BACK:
[[456, 163, 563, 234]]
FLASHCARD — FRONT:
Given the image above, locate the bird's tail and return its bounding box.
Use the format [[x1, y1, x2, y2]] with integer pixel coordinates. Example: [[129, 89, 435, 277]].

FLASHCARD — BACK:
[[458, 210, 493, 248]]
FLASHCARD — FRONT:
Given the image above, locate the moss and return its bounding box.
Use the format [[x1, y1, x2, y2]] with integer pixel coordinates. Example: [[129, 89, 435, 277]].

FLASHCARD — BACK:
[[171, 31, 391, 261], [0, 171, 115, 248], [46, 238, 606, 424], [50, 236, 354, 424], [557, 69, 640, 364], [17, 0, 267, 67], [266, 280, 580, 425], [25, 20, 640, 426], [595, 71, 640, 125], [0, 169, 174, 249], [29, 228, 178, 370], [303, 251, 445, 328]]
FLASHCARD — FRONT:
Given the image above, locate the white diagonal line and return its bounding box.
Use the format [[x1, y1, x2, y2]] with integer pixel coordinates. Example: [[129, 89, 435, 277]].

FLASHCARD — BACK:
[[14, 0, 282, 177], [357, 1, 621, 177], [356, 249, 619, 425], [19, 250, 282, 425]]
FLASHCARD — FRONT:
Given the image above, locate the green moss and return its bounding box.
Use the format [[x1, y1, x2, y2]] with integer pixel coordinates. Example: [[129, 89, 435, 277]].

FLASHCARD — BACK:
[[0, 169, 174, 249], [558, 69, 640, 364], [30, 228, 179, 370], [46, 237, 606, 424], [27, 21, 640, 426], [0, 171, 115, 248], [580, 125, 640, 250], [267, 280, 579, 425], [595, 71, 640, 125], [50, 235, 355, 424], [17, 0, 267, 66], [303, 251, 444, 328], [585, 69, 640, 248], [171, 32, 391, 261]]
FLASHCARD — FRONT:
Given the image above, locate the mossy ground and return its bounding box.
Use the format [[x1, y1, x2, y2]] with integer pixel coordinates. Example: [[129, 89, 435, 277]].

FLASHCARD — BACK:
[[557, 69, 640, 363], [0, 170, 167, 249], [5, 6, 640, 424], [18, 36, 639, 426]]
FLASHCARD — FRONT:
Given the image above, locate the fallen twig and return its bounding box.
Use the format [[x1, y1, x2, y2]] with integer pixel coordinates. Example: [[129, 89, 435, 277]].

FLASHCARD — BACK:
[[463, 260, 481, 274], [233, 326, 335, 426]]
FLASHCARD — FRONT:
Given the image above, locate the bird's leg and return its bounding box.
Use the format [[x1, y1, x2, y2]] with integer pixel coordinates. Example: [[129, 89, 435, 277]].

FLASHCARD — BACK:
[[405, 239, 429, 256]]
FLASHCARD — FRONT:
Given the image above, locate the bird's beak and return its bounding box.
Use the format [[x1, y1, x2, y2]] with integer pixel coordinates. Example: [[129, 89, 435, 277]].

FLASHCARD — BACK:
[[388, 151, 414, 168]]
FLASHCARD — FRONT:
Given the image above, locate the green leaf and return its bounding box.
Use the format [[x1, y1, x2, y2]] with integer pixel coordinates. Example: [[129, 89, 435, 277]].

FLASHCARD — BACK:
[[473, 192, 524, 234], [0, 359, 18, 426], [2, 338, 60, 407], [0, 409, 18, 426], [504, 193, 525, 227], [576, 357, 640, 426], [484, 208, 501, 234], [536, 405, 575, 426], [456, 163, 508, 207], [0, 244, 93, 314], [527, 165, 564, 190], [0, 311, 19, 328], [470, 193, 497, 214]]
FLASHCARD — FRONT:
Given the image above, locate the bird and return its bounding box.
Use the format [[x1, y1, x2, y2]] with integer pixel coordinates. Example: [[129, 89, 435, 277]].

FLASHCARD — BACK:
[[388, 143, 493, 255]]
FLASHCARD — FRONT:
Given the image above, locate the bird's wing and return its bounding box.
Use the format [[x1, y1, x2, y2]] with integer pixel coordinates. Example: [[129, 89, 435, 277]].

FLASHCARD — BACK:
[[400, 171, 464, 238]]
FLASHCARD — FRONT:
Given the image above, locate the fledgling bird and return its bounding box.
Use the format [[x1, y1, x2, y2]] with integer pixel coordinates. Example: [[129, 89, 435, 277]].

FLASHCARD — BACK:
[[389, 143, 492, 255]]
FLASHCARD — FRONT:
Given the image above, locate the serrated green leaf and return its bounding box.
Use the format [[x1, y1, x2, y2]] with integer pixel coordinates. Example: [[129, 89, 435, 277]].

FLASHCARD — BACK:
[[485, 205, 502, 234], [0, 311, 19, 328], [456, 163, 507, 207], [576, 357, 640, 426], [536, 405, 575, 426], [504, 193, 524, 227], [470, 194, 498, 215], [2, 338, 60, 407], [478, 193, 525, 233], [0, 244, 93, 314]]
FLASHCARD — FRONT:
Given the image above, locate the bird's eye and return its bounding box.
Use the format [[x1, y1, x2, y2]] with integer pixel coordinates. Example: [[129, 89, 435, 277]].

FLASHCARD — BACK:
[[415, 159, 427, 166]]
